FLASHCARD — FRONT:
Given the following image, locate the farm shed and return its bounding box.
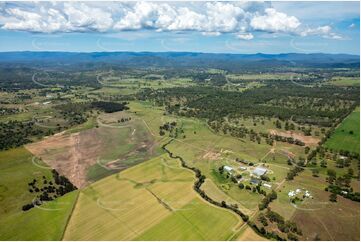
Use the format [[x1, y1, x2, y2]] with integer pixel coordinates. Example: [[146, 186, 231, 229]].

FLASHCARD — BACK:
[[224, 166, 233, 173], [252, 167, 267, 177]]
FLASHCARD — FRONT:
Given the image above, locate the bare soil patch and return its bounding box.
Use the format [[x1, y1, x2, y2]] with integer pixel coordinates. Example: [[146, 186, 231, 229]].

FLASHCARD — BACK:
[[202, 151, 221, 160], [26, 120, 157, 188], [269, 129, 320, 146], [26, 129, 103, 188]]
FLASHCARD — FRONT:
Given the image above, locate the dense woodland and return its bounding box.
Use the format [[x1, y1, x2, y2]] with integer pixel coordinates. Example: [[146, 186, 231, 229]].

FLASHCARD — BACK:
[[0, 121, 52, 150]]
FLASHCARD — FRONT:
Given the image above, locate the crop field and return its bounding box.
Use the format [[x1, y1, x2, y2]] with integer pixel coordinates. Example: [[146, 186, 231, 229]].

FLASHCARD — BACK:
[[325, 107, 360, 153], [63, 154, 241, 240]]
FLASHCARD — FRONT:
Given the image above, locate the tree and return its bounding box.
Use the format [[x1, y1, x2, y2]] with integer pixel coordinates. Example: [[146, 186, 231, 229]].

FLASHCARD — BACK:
[[312, 169, 319, 177], [329, 193, 337, 202], [221, 201, 227, 207], [218, 166, 224, 174]]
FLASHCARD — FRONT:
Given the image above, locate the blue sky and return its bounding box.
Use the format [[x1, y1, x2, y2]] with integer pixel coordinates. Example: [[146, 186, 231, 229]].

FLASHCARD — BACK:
[[0, 1, 359, 54]]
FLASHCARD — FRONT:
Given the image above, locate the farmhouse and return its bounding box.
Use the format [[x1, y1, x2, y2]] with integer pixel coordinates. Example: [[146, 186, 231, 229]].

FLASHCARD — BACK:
[[252, 166, 267, 177]]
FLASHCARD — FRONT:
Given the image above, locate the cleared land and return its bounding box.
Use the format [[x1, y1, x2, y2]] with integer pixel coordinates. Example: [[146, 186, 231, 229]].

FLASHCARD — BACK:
[[25, 111, 159, 188], [325, 107, 360, 153]]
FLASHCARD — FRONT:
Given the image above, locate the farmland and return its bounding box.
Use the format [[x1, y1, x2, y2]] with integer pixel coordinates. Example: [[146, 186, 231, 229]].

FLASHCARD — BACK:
[[62, 155, 241, 240], [0, 148, 78, 240], [325, 107, 360, 154], [0, 57, 359, 241]]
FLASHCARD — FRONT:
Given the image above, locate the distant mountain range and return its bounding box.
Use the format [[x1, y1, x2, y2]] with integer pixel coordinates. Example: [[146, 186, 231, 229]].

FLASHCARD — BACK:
[[0, 51, 359, 69]]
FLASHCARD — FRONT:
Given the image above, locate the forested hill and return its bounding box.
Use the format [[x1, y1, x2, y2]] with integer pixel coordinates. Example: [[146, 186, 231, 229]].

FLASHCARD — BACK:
[[0, 51, 359, 70]]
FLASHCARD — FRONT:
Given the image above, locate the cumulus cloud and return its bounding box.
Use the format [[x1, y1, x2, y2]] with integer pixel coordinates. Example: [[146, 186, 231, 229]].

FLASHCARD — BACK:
[[236, 33, 254, 40], [0, 1, 343, 40], [250, 8, 301, 33]]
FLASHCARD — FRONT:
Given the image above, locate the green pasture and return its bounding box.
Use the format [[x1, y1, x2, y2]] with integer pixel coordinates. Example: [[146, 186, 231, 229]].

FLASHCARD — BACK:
[[325, 107, 360, 153]]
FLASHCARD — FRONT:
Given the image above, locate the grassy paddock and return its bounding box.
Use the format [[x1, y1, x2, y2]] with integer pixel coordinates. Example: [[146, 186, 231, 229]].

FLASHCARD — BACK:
[[0, 147, 78, 240], [325, 107, 360, 153]]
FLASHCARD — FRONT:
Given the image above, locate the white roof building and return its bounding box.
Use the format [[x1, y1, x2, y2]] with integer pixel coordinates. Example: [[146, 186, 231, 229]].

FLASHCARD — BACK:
[[253, 167, 267, 177], [263, 183, 272, 189], [224, 166, 233, 172]]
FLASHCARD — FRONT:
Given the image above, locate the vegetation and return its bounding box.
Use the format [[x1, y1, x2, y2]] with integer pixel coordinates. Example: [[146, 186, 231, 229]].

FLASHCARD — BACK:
[[325, 108, 360, 153], [0, 62, 359, 241]]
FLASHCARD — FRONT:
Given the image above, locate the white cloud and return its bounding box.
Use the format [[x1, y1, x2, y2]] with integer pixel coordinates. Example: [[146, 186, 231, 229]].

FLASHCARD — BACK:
[[300, 25, 344, 39], [250, 8, 301, 33], [202, 32, 221, 37], [300, 25, 331, 36], [236, 33, 254, 40], [0, 1, 343, 40]]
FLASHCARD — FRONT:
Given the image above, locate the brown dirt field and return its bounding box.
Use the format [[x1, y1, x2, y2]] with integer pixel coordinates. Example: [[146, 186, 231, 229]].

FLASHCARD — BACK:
[[269, 129, 320, 146], [202, 151, 221, 160], [26, 129, 104, 189], [26, 119, 157, 189]]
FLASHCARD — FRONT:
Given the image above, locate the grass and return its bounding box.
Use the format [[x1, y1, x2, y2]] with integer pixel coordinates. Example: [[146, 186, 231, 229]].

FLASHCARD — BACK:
[[201, 178, 253, 215], [0, 147, 78, 240], [270, 169, 360, 240], [328, 77, 360, 86], [325, 107, 360, 153], [63, 154, 241, 240], [0, 147, 54, 221], [135, 198, 239, 240]]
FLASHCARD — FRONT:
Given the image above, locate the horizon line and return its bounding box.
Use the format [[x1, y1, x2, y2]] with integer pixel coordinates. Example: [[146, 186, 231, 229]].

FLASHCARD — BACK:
[[0, 50, 359, 56]]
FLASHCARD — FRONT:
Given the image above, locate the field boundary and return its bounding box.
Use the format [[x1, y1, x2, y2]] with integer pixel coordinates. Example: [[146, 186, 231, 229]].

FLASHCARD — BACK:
[[60, 190, 80, 241]]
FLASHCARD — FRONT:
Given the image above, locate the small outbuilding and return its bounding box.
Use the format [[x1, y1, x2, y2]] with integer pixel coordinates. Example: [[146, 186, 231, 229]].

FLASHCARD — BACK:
[[263, 183, 272, 189]]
